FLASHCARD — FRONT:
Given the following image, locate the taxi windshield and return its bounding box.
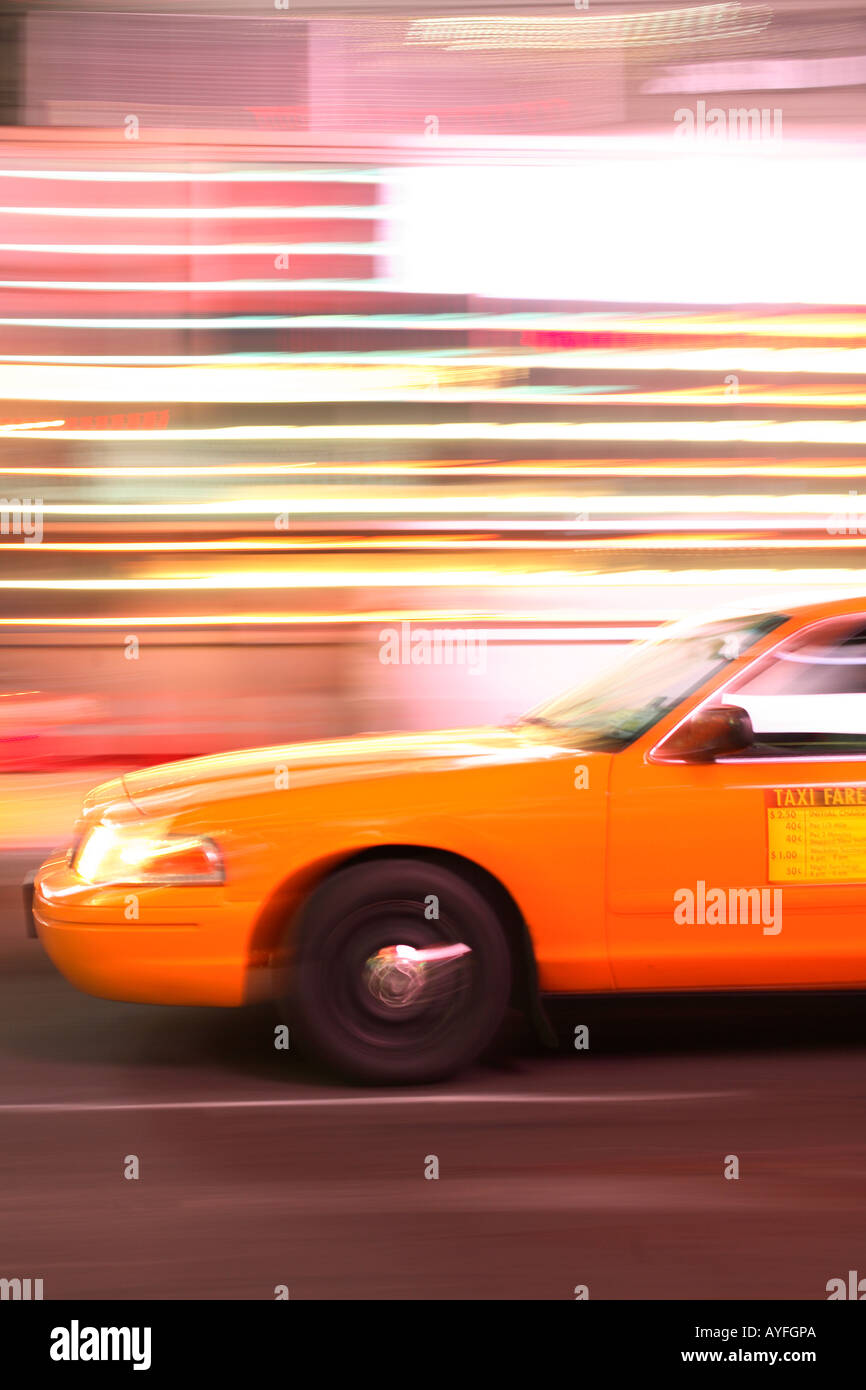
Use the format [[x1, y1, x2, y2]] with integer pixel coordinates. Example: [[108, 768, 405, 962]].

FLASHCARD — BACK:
[[519, 611, 788, 751]]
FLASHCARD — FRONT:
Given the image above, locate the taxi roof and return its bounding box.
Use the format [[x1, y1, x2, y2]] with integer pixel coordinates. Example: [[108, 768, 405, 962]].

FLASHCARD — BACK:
[[674, 592, 866, 631], [771, 593, 866, 625]]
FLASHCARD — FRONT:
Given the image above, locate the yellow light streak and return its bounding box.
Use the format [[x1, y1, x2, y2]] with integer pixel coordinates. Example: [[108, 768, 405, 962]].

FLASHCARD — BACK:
[[0, 566, 863, 592], [0, 460, 862, 481], [407, 6, 769, 51]]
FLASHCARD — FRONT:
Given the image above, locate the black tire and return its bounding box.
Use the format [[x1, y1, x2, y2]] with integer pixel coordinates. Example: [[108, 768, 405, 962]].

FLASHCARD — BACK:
[[283, 858, 512, 1084]]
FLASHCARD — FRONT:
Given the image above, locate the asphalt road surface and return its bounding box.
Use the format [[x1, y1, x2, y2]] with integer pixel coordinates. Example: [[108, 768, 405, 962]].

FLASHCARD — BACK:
[[2, 855, 865, 1301]]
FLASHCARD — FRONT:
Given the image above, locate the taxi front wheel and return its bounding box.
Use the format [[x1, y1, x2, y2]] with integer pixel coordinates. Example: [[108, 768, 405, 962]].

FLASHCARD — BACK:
[[283, 858, 512, 1084]]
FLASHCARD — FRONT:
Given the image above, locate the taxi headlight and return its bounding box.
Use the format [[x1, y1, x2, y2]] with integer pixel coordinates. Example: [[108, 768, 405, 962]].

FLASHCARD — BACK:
[[74, 824, 224, 886]]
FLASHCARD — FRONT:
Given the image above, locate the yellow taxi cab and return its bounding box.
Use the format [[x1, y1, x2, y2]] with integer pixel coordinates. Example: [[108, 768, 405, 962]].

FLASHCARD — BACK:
[[32, 595, 866, 1082]]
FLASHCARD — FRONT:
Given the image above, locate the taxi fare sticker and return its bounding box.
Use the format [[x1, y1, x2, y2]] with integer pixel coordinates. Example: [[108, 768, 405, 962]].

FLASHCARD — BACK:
[[766, 786, 866, 884]]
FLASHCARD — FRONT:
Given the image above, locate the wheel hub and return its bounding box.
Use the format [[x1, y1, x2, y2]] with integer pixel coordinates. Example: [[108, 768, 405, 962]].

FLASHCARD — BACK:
[[364, 942, 471, 1011]]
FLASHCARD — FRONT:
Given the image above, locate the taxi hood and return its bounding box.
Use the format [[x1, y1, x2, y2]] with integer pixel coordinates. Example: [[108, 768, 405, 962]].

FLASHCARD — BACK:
[[120, 725, 587, 816]]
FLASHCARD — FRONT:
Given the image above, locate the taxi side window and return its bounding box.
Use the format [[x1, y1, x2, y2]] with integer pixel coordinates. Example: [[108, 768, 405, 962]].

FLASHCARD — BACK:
[[722, 617, 866, 757]]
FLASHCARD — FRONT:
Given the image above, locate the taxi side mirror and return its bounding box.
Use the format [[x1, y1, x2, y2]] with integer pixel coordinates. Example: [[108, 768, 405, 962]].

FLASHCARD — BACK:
[[652, 704, 754, 763]]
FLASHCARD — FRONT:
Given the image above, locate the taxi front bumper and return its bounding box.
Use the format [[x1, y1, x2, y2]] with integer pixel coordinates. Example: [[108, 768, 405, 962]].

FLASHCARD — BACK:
[[31, 850, 272, 1007]]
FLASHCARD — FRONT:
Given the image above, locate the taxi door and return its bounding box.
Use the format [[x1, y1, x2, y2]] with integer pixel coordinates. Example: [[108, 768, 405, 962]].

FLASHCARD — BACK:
[[605, 615, 866, 991]]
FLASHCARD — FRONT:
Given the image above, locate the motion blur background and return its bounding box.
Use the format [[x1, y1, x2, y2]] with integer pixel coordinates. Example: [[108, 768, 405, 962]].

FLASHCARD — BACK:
[[3, 1, 866, 1304], [0, 0, 864, 839]]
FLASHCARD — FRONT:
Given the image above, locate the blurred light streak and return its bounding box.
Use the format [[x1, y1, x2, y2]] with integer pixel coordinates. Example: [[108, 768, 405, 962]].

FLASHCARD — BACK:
[[2, 568, 866, 592], [0, 419, 64, 432], [0, 243, 386, 256], [3, 313, 864, 335], [4, 349, 866, 374], [0, 206, 383, 219], [2, 170, 382, 183], [0, 615, 660, 640], [1, 461, 865, 480], [9, 494, 866, 520], [10, 423, 866, 444], [1, 363, 514, 401], [406, 6, 771, 51], [5, 367, 866, 409], [5, 538, 866, 556], [539, 314, 866, 342]]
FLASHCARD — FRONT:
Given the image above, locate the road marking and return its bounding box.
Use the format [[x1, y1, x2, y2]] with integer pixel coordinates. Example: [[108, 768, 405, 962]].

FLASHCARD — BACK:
[[0, 1090, 741, 1114]]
